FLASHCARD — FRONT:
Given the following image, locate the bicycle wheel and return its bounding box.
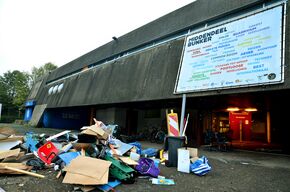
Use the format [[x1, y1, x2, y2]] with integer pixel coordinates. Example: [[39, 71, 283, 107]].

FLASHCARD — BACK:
[[156, 131, 166, 144], [150, 131, 157, 143]]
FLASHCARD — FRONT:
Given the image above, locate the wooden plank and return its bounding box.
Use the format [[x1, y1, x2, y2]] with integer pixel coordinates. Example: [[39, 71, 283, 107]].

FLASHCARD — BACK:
[[3, 166, 45, 178], [0, 163, 32, 174], [0, 148, 20, 159]]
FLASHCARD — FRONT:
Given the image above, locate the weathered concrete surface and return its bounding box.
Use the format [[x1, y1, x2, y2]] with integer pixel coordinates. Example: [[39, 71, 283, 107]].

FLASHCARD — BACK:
[[46, 0, 266, 83]]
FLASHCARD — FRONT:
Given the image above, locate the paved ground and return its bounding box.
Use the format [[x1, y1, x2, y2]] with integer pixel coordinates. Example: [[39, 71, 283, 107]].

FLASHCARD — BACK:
[[1, 123, 290, 192]]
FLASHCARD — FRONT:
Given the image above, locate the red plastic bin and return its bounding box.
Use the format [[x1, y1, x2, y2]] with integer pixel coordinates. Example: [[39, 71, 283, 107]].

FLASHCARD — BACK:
[[37, 141, 59, 164]]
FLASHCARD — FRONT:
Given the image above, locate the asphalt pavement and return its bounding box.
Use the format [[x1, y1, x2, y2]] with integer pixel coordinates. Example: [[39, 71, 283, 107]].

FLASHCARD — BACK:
[[1, 124, 290, 192]]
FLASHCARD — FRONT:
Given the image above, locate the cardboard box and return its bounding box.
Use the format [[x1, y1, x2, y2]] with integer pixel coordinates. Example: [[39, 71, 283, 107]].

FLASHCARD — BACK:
[[63, 156, 111, 185], [81, 124, 109, 140], [188, 148, 198, 158], [177, 147, 198, 173]]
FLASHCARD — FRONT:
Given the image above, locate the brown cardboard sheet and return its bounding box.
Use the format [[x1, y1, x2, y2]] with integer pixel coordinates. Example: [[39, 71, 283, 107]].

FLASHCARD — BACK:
[[63, 156, 111, 185]]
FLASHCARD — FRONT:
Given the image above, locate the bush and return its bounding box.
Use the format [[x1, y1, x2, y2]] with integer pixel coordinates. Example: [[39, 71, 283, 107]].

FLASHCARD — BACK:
[[0, 115, 19, 123]]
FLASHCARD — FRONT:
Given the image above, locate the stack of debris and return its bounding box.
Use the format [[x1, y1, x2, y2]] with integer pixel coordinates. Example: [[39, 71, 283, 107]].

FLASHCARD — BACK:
[[1, 118, 212, 191], [0, 119, 175, 191], [0, 129, 42, 178]]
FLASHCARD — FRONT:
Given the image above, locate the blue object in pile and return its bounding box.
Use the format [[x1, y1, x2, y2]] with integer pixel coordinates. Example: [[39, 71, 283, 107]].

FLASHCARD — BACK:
[[141, 148, 157, 157], [58, 152, 80, 165], [190, 156, 212, 176], [24, 132, 39, 152], [128, 142, 142, 154], [97, 180, 121, 192]]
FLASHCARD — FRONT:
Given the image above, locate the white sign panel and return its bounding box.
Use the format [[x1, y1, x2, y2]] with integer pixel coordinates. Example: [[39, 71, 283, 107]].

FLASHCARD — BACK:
[[175, 5, 283, 93]]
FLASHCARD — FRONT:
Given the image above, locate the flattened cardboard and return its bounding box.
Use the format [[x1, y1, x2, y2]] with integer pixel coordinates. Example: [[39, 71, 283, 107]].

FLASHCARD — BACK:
[[63, 156, 111, 185], [0, 148, 20, 159], [187, 148, 198, 157], [14, 153, 35, 163], [81, 129, 98, 136], [81, 125, 108, 140], [119, 157, 138, 166], [63, 170, 110, 185], [2, 151, 25, 163]]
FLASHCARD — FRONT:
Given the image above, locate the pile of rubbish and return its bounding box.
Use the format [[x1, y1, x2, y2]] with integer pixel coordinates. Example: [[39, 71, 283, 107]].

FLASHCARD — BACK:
[[0, 119, 211, 192]]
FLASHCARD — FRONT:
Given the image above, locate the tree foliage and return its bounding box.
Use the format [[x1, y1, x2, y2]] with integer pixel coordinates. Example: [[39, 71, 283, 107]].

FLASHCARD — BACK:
[[31, 62, 58, 86], [0, 70, 30, 109], [0, 62, 58, 122], [0, 79, 11, 106]]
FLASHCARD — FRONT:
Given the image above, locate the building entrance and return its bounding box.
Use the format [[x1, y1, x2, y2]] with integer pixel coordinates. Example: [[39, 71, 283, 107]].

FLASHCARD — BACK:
[[211, 108, 264, 142]]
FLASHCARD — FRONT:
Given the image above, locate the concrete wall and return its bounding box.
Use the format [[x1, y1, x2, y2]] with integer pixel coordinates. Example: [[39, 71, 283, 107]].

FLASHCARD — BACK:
[[37, 39, 184, 107], [95, 108, 116, 124], [114, 108, 127, 129], [46, 0, 265, 83], [29, 0, 290, 108], [95, 107, 127, 129]]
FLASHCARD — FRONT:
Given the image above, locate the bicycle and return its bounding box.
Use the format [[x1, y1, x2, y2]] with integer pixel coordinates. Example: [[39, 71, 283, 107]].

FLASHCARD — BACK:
[[150, 127, 166, 144]]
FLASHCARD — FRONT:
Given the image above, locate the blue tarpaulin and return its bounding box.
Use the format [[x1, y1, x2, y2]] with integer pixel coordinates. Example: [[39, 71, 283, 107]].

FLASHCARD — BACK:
[[59, 152, 80, 165]]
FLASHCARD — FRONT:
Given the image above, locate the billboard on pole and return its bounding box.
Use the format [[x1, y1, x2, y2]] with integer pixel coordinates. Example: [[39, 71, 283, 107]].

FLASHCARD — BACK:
[[175, 5, 284, 94]]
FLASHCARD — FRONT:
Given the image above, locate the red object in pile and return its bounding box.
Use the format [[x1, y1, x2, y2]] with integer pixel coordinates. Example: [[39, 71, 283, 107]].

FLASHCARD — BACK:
[[37, 141, 59, 164]]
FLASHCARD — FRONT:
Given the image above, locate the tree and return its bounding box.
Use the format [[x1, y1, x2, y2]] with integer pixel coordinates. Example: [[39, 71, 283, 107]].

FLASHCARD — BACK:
[[0, 79, 11, 106], [0, 62, 57, 122], [0, 70, 30, 110], [31, 62, 58, 86]]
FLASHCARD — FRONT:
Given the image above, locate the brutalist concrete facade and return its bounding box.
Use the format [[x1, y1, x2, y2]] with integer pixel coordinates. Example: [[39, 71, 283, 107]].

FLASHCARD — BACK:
[[27, 0, 290, 152]]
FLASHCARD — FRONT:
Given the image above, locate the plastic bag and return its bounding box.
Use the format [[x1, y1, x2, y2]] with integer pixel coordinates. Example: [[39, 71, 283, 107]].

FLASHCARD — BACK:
[[26, 158, 45, 170], [129, 142, 142, 154], [190, 156, 211, 176], [135, 158, 160, 178]]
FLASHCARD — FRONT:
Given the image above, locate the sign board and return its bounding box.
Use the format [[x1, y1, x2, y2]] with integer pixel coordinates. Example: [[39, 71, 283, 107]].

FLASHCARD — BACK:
[[175, 5, 284, 93], [167, 110, 179, 136]]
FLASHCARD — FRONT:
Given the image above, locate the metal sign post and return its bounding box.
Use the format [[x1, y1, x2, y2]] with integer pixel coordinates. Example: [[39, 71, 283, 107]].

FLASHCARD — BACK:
[[179, 94, 186, 136], [0, 103, 2, 121]]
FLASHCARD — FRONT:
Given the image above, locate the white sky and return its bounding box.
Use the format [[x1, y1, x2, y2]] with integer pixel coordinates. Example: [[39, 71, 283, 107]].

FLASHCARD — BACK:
[[0, 0, 194, 75]]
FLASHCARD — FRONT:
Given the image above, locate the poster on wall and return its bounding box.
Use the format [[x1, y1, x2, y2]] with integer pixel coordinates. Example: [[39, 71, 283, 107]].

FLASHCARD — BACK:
[[175, 5, 284, 94]]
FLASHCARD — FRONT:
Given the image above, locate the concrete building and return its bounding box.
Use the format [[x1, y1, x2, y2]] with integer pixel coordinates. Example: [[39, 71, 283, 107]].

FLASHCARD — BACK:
[[26, 0, 290, 153]]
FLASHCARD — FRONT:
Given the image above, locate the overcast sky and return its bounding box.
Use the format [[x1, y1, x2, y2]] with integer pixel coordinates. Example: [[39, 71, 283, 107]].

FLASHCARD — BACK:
[[0, 0, 194, 75]]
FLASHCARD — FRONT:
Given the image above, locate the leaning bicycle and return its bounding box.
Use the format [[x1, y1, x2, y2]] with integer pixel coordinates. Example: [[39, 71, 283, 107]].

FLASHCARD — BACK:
[[150, 127, 166, 144]]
